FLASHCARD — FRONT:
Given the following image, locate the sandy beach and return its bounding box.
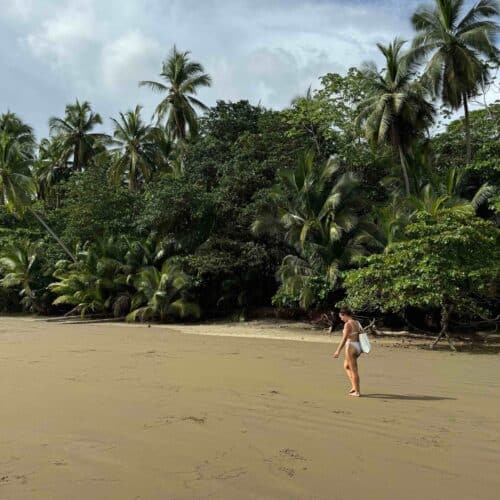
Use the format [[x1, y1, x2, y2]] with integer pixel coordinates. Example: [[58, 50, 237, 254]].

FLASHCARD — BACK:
[[0, 317, 499, 500]]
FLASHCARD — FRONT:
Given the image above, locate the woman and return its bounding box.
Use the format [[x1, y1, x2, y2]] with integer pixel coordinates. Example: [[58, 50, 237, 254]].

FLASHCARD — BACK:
[[333, 306, 363, 397]]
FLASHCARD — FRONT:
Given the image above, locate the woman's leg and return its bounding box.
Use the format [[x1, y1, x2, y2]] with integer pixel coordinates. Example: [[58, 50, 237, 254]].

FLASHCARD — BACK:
[[343, 358, 355, 392], [347, 348, 361, 396]]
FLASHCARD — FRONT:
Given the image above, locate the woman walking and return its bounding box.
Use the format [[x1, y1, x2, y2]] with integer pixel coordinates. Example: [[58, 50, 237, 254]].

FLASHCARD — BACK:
[[333, 306, 363, 397]]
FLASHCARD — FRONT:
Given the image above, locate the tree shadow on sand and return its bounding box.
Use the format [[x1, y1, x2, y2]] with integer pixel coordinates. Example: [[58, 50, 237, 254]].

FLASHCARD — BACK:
[[362, 393, 455, 401]]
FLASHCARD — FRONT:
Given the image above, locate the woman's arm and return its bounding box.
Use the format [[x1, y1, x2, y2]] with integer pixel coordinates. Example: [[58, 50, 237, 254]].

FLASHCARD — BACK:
[[333, 322, 351, 358]]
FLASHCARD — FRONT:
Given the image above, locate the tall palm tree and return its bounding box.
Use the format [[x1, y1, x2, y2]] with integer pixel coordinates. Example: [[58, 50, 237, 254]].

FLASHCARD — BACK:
[[0, 132, 76, 262], [34, 136, 69, 204], [140, 46, 212, 141], [0, 132, 35, 211], [410, 0, 499, 163], [0, 112, 36, 158], [109, 105, 160, 191], [356, 38, 435, 195], [49, 100, 108, 171]]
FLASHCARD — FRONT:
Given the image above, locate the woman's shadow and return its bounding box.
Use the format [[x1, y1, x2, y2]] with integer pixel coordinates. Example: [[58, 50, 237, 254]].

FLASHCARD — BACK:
[[362, 393, 455, 401]]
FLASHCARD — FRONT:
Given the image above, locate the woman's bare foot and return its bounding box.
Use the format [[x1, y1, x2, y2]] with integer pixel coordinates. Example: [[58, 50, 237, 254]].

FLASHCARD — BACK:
[[348, 391, 360, 397], [348, 389, 356, 394]]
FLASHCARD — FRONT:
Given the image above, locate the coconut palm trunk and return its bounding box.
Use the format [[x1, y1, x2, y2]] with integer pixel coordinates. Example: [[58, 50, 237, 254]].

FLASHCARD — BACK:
[[73, 140, 80, 172], [398, 144, 411, 196], [463, 92, 471, 164]]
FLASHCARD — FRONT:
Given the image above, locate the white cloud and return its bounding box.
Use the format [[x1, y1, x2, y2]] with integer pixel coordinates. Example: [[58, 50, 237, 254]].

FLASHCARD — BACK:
[[24, 0, 100, 67], [0, 0, 35, 21], [101, 31, 162, 92]]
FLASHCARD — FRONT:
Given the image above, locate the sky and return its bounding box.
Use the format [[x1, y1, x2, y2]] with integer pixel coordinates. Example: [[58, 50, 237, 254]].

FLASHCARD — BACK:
[[0, 0, 496, 138]]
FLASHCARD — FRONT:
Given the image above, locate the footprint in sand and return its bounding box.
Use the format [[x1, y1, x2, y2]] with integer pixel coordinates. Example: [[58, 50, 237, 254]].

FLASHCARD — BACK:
[[279, 466, 295, 478], [182, 416, 206, 424], [260, 389, 280, 396], [215, 468, 246, 480], [266, 448, 308, 479], [144, 415, 206, 429], [280, 448, 306, 461], [0, 475, 29, 485]]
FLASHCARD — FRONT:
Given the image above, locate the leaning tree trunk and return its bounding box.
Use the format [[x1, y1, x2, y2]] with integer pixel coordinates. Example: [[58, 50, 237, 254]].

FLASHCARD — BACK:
[[463, 93, 471, 164], [29, 208, 77, 263], [431, 304, 456, 351]]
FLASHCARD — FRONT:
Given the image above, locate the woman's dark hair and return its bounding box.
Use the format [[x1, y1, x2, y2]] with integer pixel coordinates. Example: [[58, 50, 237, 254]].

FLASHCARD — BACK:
[[339, 306, 353, 317]]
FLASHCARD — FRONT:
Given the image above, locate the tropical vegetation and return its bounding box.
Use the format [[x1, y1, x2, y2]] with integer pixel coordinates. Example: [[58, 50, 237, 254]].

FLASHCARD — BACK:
[[1, 0, 498, 348]]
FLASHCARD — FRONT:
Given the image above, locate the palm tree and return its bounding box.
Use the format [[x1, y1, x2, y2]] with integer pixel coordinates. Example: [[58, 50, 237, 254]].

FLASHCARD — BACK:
[[0, 112, 36, 158], [410, 166, 494, 215], [0, 132, 35, 211], [411, 0, 499, 163], [140, 46, 212, 141], [127, 260, 200, 322], [0, 132, 76, 262], [50, 237, 131, 317], [110, 105, 160, 191], [0, 240, 41, 312], [356, 38, 435, 195], [253, 151, 371, 307], [49, 100, 109, 171], [34, 136, 69, 204], [150, 126, 174, 173], [371, 200, 409, 251]]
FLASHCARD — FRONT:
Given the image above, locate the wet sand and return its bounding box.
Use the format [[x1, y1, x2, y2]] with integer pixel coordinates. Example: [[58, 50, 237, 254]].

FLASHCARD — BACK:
[[0, 317, 499, 499]]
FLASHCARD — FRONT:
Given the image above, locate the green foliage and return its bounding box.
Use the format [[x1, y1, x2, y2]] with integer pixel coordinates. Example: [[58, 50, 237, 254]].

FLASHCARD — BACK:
[[127, 259, 200, 322], [254, 151, 373, 308], [0, 131, 36, 214], [52, 159, 139, 245], [199, 100, 262, 144], [433, 104, 500, 212], [185, 101, 304, 240], [34, 136, 72, 206], [283, 68, 379, 171], [272, 273, 333, 311], [342, 208, 499, 319], [49, 237, 133, 317], [136, 174, 215, 253], [181, 238, 278, 314], [0, 112, 36, 159], [1, 30, 499, 327], [0, 239, 55, 313], [48, 234, 199, 320]]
